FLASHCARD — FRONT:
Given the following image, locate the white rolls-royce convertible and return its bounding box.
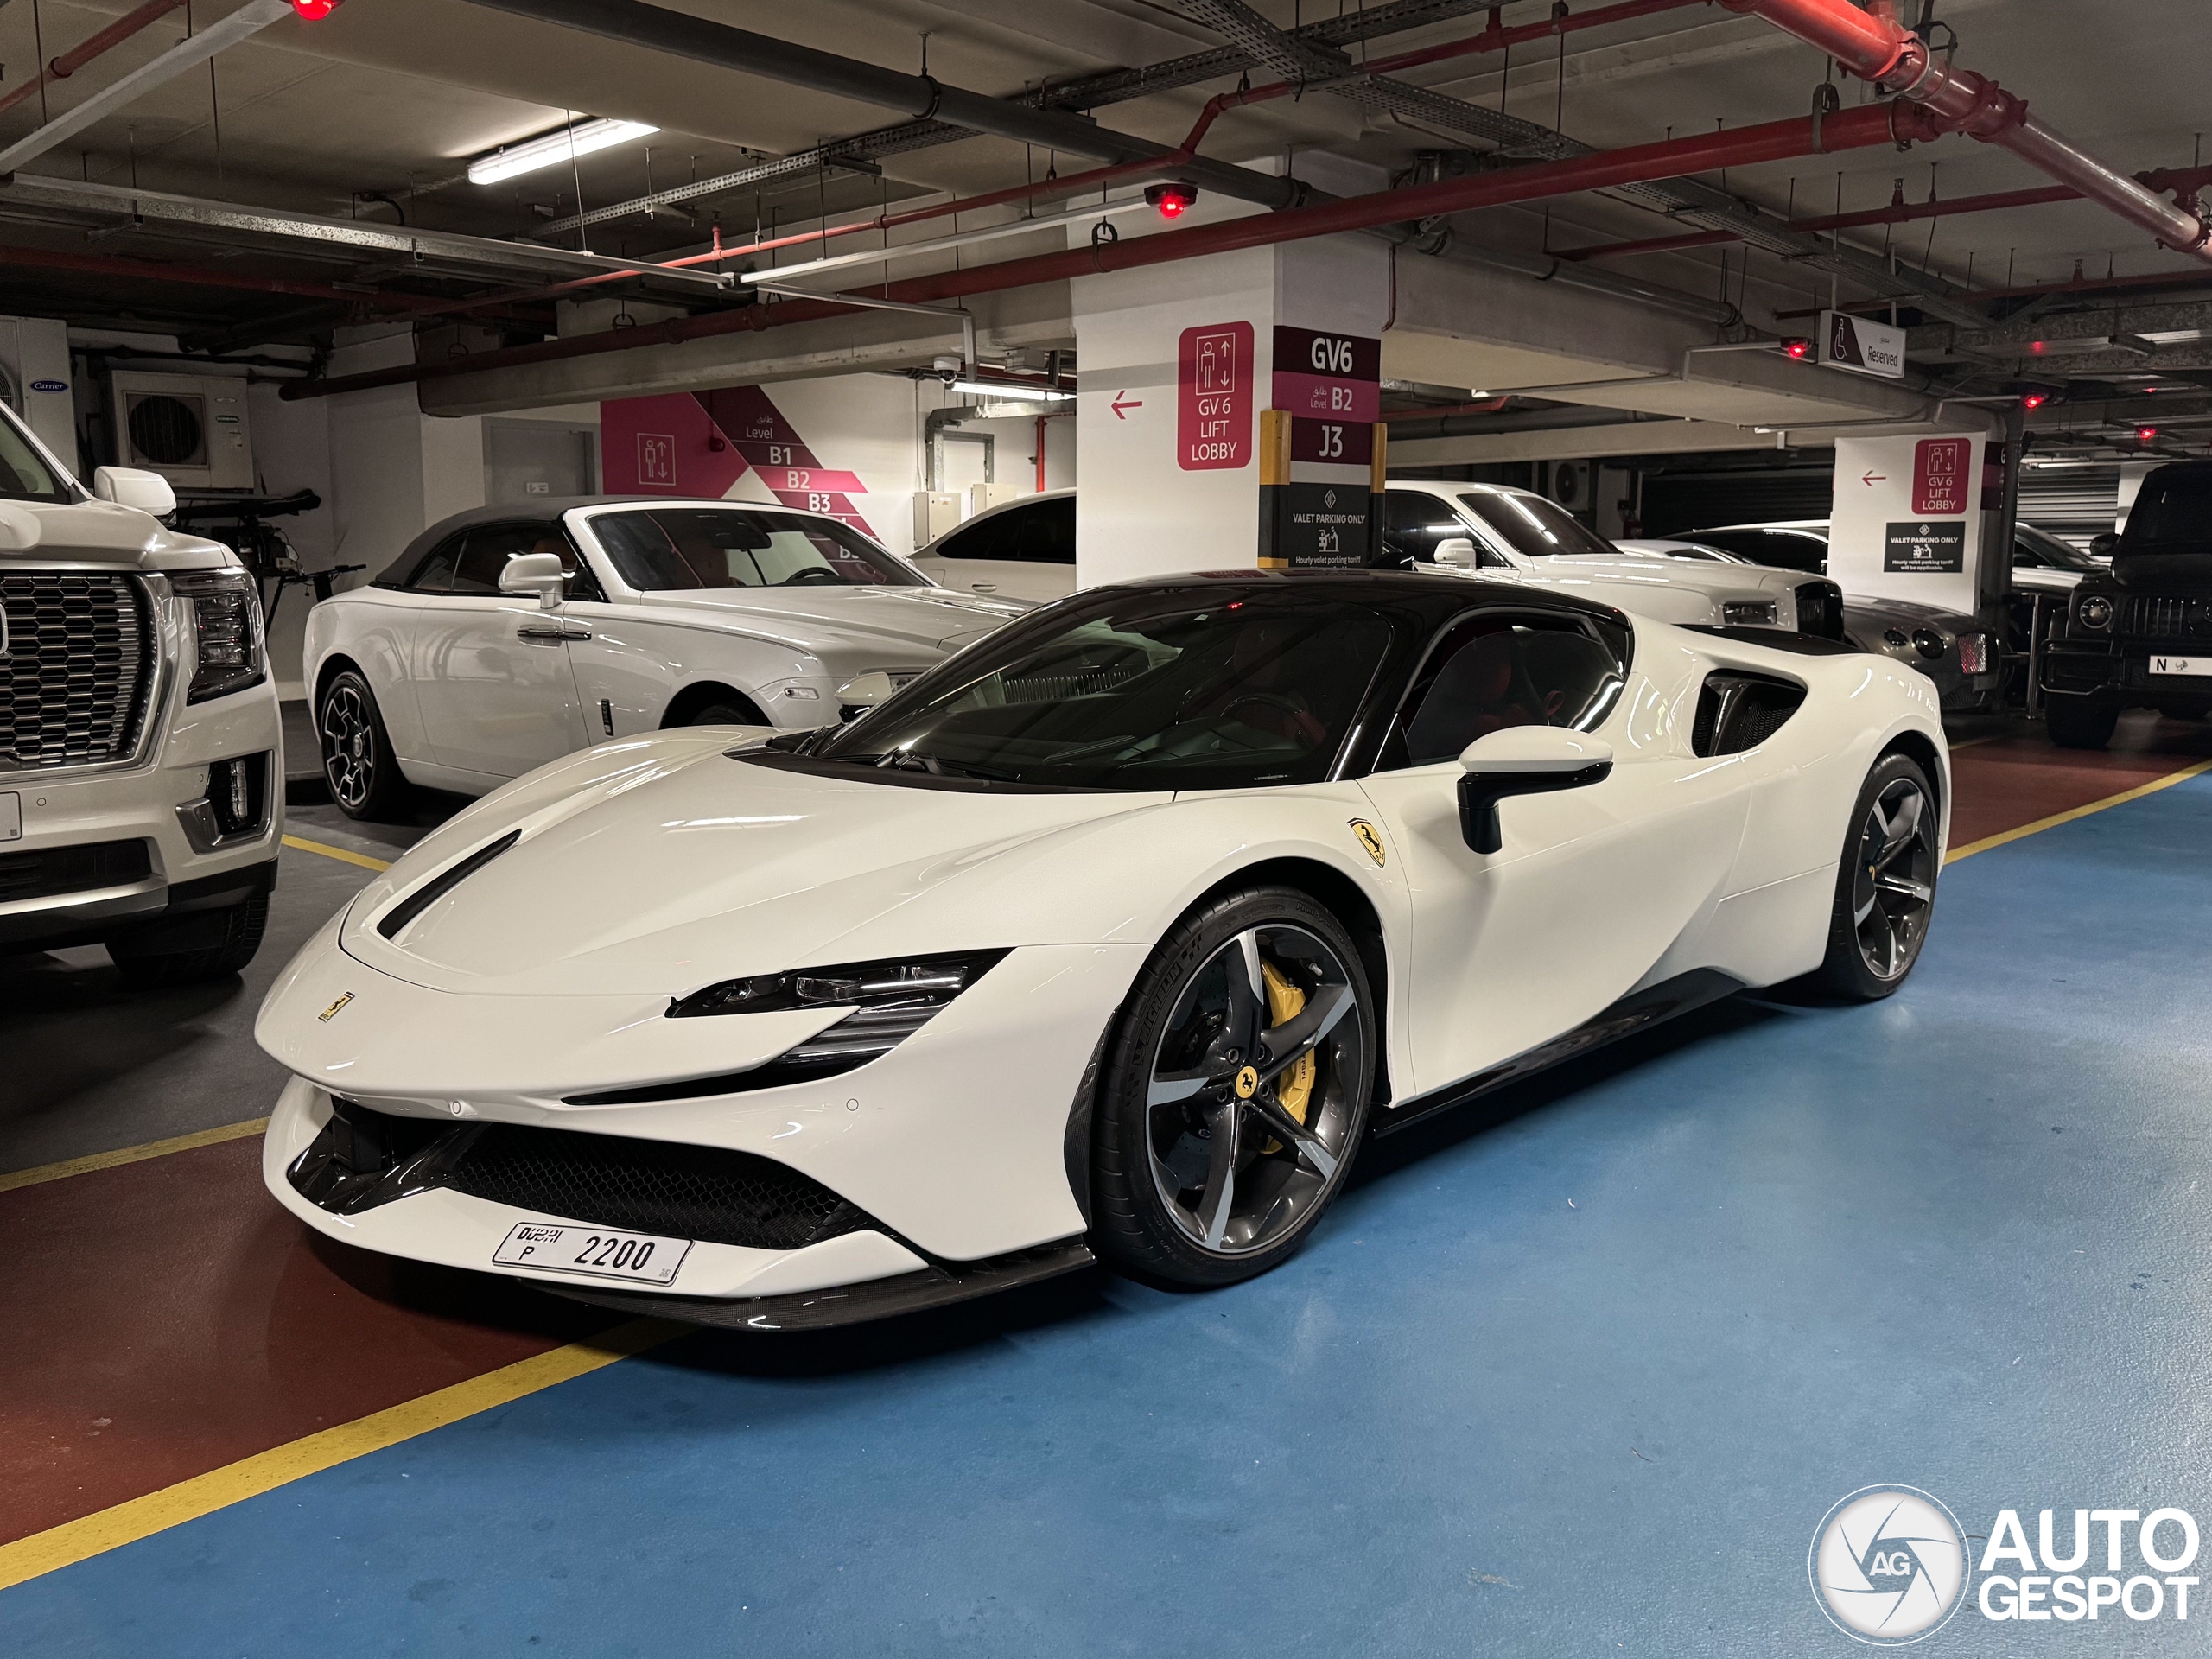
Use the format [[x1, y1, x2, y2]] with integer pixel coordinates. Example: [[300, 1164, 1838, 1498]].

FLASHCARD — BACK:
[[259, 571, 1946, 1327], [304, 497, 1024, 817]]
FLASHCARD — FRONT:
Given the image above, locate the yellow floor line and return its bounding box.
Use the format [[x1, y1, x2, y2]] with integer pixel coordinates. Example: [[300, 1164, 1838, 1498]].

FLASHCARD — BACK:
[[1947, 756, 2212, 864], [0, 1317, 686, 1592], [0, 1118, 270, 1195], [281, 833, 391, 873]]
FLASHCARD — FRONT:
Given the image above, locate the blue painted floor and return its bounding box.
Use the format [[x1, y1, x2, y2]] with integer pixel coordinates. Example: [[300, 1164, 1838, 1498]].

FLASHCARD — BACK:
[[12, 776, 2212, 1656]]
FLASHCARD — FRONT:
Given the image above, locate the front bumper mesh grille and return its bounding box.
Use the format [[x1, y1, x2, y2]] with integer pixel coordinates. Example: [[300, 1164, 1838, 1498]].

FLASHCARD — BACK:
[[0, 571, 155, 771], [289, 1097, 885, 1253], [451, 1123, 874, 1251]]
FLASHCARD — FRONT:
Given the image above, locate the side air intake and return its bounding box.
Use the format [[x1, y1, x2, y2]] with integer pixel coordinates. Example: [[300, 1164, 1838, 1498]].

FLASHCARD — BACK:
[[1691, 671, 1806, 758]]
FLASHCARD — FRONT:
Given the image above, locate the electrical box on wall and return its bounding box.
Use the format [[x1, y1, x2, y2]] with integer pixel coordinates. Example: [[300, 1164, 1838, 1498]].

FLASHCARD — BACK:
[[913, 491, 963, 546], [109, 371, 254, 490], [967, 481, 1021, 518], [0, 315, 79, 475]]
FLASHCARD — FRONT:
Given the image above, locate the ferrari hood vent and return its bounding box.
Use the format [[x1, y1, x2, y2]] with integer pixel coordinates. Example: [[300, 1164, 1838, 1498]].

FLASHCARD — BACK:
[[377, 830, 520, 940]]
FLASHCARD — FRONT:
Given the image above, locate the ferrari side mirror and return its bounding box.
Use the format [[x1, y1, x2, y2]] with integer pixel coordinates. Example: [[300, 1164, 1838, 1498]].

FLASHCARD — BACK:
[[1457, 727, 1614, 854]]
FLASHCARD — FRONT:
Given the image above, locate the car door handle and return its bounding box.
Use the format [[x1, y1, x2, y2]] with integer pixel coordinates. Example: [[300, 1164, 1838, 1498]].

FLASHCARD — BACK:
[[559, 622, 592, 640], [970, 582, 999, 592], [515, 623, 569, 644]]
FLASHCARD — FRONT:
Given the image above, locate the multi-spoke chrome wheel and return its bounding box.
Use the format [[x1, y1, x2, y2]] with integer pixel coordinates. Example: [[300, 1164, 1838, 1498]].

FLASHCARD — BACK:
[[317, 670, 404, 821], [1815, 753, 1940, 1000], [1130, 912, 1370, 1265]]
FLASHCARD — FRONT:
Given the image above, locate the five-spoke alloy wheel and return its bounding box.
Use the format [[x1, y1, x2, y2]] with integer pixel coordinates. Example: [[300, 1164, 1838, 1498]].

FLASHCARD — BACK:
[[1092, 887, 1374, 1286], [1815, 753, 1940, 1000]]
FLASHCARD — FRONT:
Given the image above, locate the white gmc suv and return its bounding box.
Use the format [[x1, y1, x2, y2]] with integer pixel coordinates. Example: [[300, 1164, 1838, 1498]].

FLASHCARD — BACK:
[[0, 401, 282, 984]]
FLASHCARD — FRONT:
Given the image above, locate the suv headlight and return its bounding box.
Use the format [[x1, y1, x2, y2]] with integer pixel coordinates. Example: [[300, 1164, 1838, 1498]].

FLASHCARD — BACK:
[[1722, 600, 1780, 626], [170, 569, 266, 703], [2076, 594, 2114, 632]]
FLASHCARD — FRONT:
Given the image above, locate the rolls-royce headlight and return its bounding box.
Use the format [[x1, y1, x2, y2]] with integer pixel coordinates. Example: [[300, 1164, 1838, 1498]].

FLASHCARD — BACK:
[[2077, 594, 2114, 631], [170, 569, 266, 703], [1722, 600, 1780, 626]]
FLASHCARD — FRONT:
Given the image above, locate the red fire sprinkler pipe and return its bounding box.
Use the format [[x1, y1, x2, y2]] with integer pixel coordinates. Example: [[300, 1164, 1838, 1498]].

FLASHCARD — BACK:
[[0, 0, 193, 118], [1721, 0, 2212, 258], [286, 99, 1942, 402]]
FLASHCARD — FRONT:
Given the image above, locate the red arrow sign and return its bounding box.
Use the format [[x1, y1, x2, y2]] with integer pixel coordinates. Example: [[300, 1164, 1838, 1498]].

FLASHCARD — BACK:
[[1861, 471, 1888, 486], [1111, 393, 1143, 420]]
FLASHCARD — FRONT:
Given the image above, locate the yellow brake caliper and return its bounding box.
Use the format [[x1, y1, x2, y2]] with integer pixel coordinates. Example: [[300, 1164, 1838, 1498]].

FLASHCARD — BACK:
[[1260, 961, 1316, 1149]]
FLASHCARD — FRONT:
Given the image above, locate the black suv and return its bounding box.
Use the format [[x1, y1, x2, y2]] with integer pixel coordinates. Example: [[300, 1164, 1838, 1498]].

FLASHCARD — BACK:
[[2042, 461, 2212, 747]]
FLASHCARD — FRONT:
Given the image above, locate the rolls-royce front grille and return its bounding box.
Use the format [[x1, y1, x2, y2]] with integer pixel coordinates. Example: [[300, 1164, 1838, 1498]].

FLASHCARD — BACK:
[[0, 571, 155, 771], [2122, 595, 2212, 641]]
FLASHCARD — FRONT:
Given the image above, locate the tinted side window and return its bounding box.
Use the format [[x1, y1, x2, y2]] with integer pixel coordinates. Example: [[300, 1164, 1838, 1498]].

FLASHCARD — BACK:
[[1380, 493, 1484, 569], [1376, 612, 1628, 771], [937, 508, 1020, 563], [1007, 497, 1077, 564], [400, 535, 466, 594], [448, 523, 569, 594]]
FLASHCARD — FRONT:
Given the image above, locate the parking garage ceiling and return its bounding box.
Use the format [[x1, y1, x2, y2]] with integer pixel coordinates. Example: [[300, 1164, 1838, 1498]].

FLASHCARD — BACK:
[[2, 0, 2206, 456]]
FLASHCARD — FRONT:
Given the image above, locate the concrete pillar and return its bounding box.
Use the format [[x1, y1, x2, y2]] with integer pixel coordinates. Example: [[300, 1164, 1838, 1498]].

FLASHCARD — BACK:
[[1072, 184, 1389, 588]]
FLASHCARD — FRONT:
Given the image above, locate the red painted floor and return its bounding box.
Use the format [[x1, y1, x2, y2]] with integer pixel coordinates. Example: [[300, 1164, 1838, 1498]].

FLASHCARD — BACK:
[[5, 714, 2208, 1546], [0, 1138, 611, 1547]]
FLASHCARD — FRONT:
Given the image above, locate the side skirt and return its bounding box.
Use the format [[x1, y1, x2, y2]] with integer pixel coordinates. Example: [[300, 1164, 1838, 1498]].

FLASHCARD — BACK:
[[1372, 968, 1745, 1140], [542, 1236, 1097, 1332]]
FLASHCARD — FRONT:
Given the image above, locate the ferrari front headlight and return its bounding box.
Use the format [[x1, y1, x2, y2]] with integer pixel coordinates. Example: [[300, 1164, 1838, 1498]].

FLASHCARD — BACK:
[[670, 949, 1010, 1074]]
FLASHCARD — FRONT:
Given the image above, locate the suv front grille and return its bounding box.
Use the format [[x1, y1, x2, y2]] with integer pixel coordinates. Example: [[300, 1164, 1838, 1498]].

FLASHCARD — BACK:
[[288, 1098, 886, 1253], [0, 837, 153, 904], [0, 572, 156, 771], [2122, 595, 2212, 641]]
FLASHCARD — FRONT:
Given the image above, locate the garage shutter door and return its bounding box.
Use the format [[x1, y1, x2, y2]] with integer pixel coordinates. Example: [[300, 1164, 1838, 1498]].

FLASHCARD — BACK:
[[1641, 469, 1834, 537], [2018, 464, 2119, 550]]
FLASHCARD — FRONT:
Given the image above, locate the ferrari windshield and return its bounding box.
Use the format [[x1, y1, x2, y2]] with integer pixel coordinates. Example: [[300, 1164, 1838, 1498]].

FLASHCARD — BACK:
[[810, 588, 1393, 790], [1458, 491, 1618, 560], [591, 507, 925, 589]]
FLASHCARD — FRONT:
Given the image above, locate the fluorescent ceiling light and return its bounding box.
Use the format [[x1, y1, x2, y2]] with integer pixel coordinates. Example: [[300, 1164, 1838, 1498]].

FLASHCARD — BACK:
[[468, 118, 658, 186], [950, 379, 1071, 403]]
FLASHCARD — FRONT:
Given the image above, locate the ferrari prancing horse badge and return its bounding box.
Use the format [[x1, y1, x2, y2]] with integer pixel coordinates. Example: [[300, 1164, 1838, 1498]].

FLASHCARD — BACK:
[[1348, 819, 1386, 868]]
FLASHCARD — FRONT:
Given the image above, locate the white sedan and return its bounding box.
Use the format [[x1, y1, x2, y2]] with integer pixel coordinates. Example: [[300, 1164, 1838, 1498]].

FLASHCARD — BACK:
[[907, 482, 1845, 636], [258, 571, 1946, 1327], [305, 497, 1024, 817]]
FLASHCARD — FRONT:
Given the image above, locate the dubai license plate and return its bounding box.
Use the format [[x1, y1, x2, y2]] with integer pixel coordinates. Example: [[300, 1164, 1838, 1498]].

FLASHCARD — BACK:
[[2149, 655, 2212, 678], [493, 1221, 689, 1285]]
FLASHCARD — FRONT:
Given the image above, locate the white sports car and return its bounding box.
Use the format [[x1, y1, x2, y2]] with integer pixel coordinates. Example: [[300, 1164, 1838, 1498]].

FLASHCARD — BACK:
[[258, 572, 1947, 1327], [305, 497, 1024, 817]]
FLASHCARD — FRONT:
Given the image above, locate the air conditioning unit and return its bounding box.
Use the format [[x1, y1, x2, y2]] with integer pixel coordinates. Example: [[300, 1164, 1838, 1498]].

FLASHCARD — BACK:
[[0, 315, 79, 474], [1548, 459, 1592, 512], [109, 370, 254, 490]]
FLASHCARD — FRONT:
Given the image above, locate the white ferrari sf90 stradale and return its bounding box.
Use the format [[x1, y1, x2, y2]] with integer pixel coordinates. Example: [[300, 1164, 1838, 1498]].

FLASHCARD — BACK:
[[257, 572, 1947, 1328]]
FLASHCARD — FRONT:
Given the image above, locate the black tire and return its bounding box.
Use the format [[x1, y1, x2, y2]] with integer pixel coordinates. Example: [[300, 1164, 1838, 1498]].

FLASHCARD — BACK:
[[1811, 754, 1940, 1001], [1091, 886, 1375, 1287], [317, 669, 409, 820], [2045, 695, 2119, 750], [686, 701, 765, 727], [108, 893, 269, 987]]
